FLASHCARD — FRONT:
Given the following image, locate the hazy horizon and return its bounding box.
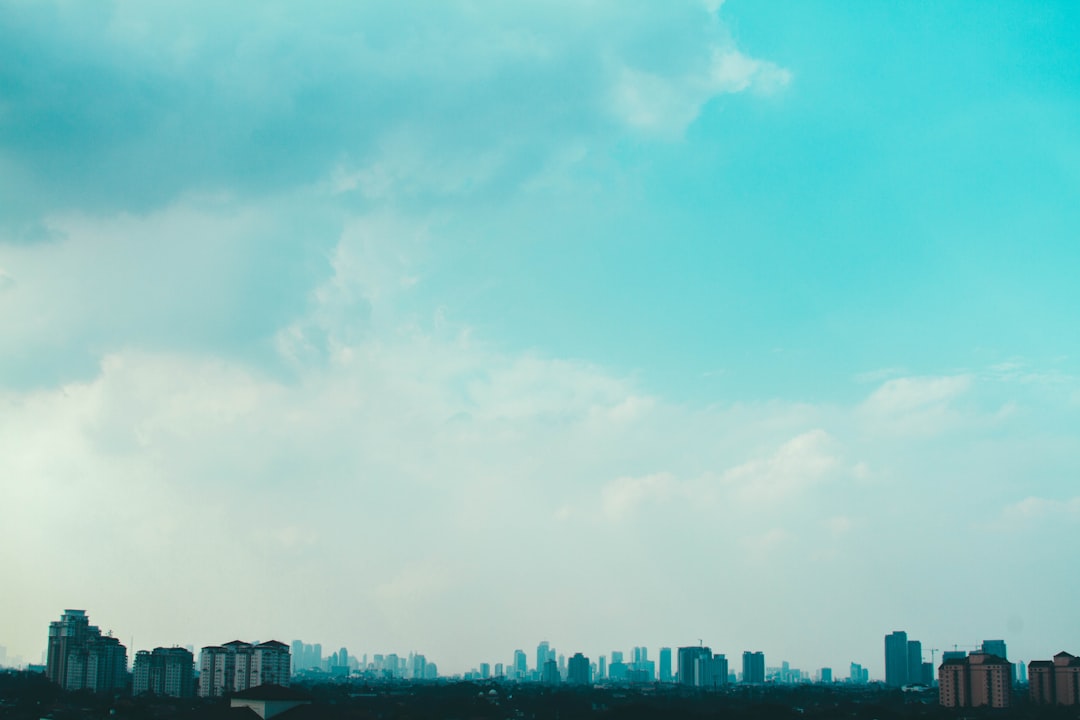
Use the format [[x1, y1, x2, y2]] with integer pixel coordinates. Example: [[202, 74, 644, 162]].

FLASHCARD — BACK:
[[2, 0, 1079, 678]]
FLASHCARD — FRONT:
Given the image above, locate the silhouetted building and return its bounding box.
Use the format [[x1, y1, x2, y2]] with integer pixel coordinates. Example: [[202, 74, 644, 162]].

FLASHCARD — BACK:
[[939, 652, 1012, 708], [133, 647, 194, 697], [659, 647, 672, 683], [982, 640, 1007, 659], [536, 642, 551, 675], [884, 631, 909, 687], [849, 663, 869, 684], [677, 646, 711, 686], [541, 658, 560, 684], [568, 653, 590, 685], [907, 640, 925, 685], [705, 654, 728, 688], [514, 649, 527, 680], [46, 610, 128, 693], [820, 668, 832, 683], [742, 651, 765, 684], [199, 640, 291, 697], [1029, 652, 1080, 706]]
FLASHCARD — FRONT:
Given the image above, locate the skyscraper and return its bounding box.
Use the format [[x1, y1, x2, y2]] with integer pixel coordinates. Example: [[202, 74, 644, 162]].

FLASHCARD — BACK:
[[568, 653, 590, 685], [940, 653, 1012, 708], [677, 646, 711, 686], [133, 647, 195, 697], [907, 640, 923, 686], [513, 649, 527, 680], [536, 642, 550, 675], [659, 647, 672, 683], [885, 631, 909, 687], [742, 651, 765, 684], [198, 640, 291, 697], [46, 610, 128, 693]]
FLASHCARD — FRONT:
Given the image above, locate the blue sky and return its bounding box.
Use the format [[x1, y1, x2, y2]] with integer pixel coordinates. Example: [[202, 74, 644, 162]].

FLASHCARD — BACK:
[[1, 0, 1078, 676]]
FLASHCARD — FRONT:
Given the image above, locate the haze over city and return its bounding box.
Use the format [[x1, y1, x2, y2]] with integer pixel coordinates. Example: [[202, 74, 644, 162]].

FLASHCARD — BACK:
[[2, 0, 1079, 679]]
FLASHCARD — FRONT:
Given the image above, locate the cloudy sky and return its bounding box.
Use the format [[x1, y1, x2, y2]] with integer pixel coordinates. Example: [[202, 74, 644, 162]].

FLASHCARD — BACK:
[[2, 0, 1079, 677]]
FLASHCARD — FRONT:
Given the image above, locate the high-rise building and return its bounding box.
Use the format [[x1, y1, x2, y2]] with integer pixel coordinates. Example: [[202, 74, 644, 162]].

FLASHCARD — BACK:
[[851, 660, 868, 686], [659, 648, 672, 683], [677, 646, 711, 686], [513, 649, 527, 680], [939, 652, 1012, 708], [884, 631, 909, 687], [198, 640, 291, 697], [742, 651, 765, 684], [536, 642, 551, 675], [598, 654, 607, 681], [541, 659, 560, 684], [820, 668, 833, 684], [568, 653, 590, 685], [132, 647, 195, 698], [46, 610, 128, 693], [981, 640, 1007, 660], [907, 640, 924, 686], [704, 654, 728, 688], [1029, 652, 1080, 706]]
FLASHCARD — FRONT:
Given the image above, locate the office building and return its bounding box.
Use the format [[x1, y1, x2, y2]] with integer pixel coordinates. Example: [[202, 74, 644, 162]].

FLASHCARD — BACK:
[[536, 642, 552, 675], [568, 653, 590, 685], [820, 668, 832, 684], [199, 640, 291, 697], [742, 651, 765, 684], [884, 631, 909, 687], [907, 640, 925, 685], [981, 640, 1007, 660], [513, 649, 527, 680], [659, 647, 672, 683], [939, 652, 1011, 708], [541, 658, 560, 684], [677, 646, 711, 686], [132, 647, 195, 698], [46, 610, 128, 693], [849, 663, 868, 684], [704, 654, 729, 688], [1029, 652, 1080, 706]]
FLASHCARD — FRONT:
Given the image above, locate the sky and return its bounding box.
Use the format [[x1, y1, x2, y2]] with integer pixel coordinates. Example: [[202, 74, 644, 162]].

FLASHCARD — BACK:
[[1, 0, 1079, 678]]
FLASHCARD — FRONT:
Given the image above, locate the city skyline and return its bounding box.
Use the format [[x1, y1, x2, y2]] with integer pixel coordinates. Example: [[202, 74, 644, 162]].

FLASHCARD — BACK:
[[7, 608, 1055, 683], [3, 0, 1079, 680]]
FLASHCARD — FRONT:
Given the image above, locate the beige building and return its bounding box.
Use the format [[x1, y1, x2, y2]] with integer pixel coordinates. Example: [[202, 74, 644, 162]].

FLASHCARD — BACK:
[[938, 652, 1011, 708], [1029, 652, 1080, 706], [199, 640, 292, 697]]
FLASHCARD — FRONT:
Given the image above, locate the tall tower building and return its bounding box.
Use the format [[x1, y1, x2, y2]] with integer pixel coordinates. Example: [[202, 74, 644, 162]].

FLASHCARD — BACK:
[[677, 646, 711, 686], [513, 649, 527, 679], [659, 647, 672, 683], [742, 651, 765, 684], [198, 640, 291, 697], [907, 640, 923, 685], [133, 647, 195, 698], [46, 610, 128, 693], [567, 653, 590, 685], [885, 631, 909, 687], [536, 642, 550, 675]]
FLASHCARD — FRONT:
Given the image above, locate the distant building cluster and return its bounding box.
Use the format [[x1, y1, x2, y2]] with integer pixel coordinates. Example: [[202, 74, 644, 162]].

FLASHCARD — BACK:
[[884, 631, 933, 688], [39, 605, 1080, 710]]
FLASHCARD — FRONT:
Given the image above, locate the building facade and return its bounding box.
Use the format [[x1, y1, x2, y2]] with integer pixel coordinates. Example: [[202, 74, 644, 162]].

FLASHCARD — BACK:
[[199, 640, 291, 697], [46, 610, 128, 693], [742, 651, 765, 684], [884, 631, 908, 687], [939, 652, 1012, 708], [132, 647, 195, 697], [1029, 652, 1080, 706]]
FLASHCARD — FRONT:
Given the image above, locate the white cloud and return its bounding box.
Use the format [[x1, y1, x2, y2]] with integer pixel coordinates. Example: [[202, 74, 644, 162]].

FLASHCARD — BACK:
[[611, 48, 791, 137]]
